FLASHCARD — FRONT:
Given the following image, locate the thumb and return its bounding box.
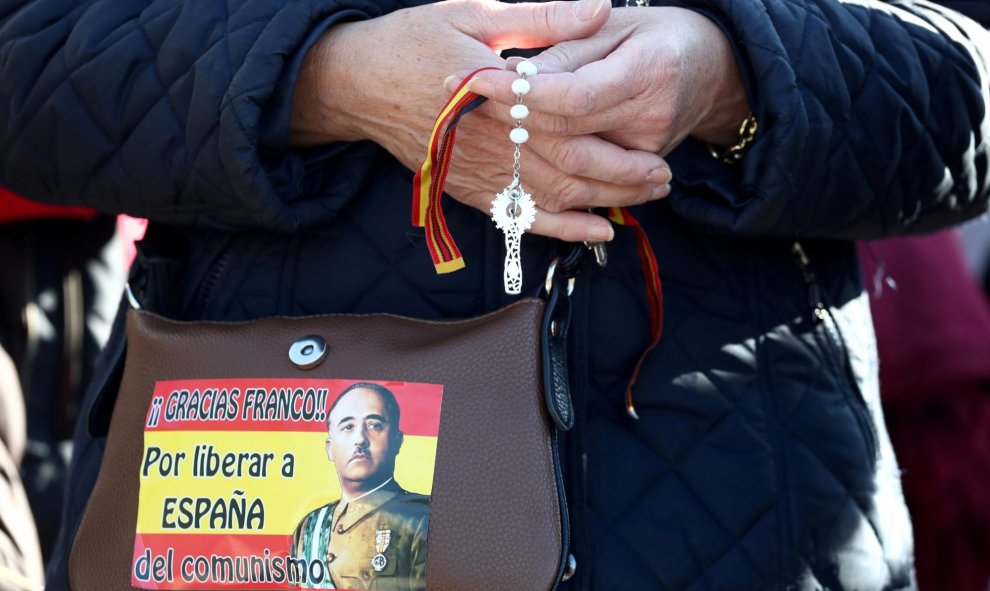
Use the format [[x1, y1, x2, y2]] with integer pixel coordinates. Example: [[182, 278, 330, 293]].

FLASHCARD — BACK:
[[460, 0, 611, 51]]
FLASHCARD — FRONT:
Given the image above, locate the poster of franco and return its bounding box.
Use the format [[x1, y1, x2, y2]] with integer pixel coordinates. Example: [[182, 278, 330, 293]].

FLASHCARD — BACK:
[[131, 378, 443, 590]]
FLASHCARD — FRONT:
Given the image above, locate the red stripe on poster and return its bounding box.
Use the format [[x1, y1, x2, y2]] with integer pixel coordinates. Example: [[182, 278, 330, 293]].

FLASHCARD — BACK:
[[144, 379, 442, 437]]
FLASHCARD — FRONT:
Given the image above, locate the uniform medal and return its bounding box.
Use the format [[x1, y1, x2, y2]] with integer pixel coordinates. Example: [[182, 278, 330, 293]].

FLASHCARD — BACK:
[[372, 529, 391, 572]]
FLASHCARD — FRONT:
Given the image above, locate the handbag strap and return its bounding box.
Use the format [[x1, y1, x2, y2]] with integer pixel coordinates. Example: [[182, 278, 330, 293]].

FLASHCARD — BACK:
[[541, 245, 585, 431]]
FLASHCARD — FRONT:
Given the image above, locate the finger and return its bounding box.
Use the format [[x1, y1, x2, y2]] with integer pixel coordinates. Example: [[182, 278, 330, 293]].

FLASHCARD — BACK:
[[477, 98, 621, 141], [527, 134, 671, 187], [445, 70, 587, 114], [504, 32, 617, 75], [452, 184, 618, 242], [528, 209, 614, 243], [445, 70, 607, 117], [450, 127, 667, 213], [521, 145, 670, 212], [462, 85, 646, 146], [448, 53, 640, 118], [453, 113, 670, 206], [455, 0, 611, 52], [476, 98, 596, 137]]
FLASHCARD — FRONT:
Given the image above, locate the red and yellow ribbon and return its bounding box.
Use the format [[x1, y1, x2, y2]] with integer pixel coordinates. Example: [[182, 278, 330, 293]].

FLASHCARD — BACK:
[[412, 67, 499, 274], [608, 207, 664, 420]]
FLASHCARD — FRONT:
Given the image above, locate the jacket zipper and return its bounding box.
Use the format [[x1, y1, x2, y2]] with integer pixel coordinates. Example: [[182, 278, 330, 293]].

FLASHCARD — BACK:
[[189, 237, 240, 318], [791, 242, 879, 461]]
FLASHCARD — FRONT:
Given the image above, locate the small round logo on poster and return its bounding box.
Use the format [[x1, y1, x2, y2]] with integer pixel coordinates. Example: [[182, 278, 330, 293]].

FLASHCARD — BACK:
[[371, 553, 388, 573]]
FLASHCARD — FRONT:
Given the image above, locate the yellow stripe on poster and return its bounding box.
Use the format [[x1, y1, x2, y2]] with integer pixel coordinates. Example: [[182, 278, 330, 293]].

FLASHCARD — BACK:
[[136, 431, 437, 535]]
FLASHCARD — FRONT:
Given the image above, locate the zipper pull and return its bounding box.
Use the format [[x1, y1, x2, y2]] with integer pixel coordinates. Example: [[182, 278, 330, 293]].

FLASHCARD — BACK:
[[791, 242, 827, 323]]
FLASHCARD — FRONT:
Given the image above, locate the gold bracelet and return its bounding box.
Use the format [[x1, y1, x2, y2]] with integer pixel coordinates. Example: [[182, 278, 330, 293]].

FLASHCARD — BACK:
[[707, 112, 758, 164]]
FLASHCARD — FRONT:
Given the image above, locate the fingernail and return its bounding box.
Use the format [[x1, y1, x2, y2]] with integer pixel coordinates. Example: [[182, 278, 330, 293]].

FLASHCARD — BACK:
[[443, 75, 462, 93], [646, 168, 672, 184], [650, 183, 671, 199], [575, 0, 606, 21], [589, 222, 614, 242]]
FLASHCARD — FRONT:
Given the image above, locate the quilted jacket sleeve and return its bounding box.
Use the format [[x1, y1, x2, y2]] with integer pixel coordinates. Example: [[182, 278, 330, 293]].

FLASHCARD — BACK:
[[0, 0, 401, 231], [668, 0, 990, 239]]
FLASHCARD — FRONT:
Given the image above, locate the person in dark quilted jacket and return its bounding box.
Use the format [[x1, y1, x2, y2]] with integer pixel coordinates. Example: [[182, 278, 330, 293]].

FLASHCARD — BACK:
[[1, 0, 988, 589]]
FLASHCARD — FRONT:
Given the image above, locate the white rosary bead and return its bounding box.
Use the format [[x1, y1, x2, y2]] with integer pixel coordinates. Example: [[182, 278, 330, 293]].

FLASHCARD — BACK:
[[509, 104, 530, 121], [509, 127, 529, 144], [515, 60, 538, 77], [511, 78, 531, 96]]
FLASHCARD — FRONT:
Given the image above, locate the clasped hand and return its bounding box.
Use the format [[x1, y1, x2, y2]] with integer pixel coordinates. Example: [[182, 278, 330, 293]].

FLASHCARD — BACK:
[[291, 0, 747, 243]]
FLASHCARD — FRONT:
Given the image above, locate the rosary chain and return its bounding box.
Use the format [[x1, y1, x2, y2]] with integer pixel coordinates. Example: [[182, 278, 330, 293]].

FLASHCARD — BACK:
[[511, 72, 527, 188]]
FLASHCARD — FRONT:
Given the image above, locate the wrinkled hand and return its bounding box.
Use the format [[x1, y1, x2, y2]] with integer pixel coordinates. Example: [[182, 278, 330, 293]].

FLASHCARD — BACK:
[[291, 0, 675, 242], [449, 7, 750, 156]]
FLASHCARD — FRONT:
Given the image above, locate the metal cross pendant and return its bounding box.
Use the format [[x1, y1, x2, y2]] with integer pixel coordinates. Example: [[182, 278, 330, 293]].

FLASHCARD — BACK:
[[491, 181, 536, 294]]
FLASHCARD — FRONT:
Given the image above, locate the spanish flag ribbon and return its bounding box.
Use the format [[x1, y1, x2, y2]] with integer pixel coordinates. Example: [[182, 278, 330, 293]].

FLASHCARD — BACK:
[[412, 67, 500, 274], [608, 207, 664, 420]]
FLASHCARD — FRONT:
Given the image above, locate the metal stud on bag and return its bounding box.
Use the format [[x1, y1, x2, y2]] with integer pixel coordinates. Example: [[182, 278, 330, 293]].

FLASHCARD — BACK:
[[561, 553, 578, 582], [288, 335, 328, 369]]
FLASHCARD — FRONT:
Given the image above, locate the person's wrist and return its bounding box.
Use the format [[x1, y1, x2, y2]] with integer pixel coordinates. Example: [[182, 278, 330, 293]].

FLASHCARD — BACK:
[[289, 21, 367, 147], [685, 13, 751, 148], [693, 94, 750, 147]]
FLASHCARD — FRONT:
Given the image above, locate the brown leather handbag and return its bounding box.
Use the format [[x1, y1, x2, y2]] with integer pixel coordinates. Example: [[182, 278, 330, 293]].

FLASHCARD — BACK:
[[68, 260, 577, 591]]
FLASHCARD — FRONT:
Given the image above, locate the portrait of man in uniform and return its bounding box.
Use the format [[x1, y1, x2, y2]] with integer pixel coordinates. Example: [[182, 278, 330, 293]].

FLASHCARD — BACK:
[[290, 382, 430, 590]]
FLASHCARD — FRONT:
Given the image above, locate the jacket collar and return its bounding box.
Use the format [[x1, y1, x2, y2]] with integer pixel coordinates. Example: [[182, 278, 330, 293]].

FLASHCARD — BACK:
[[333, 479, 403, 533]]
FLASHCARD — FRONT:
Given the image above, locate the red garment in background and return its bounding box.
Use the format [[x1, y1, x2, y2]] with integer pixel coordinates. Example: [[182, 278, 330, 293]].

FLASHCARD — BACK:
[[859, 232, 990, 591], [0, 188, 145, 265], [0, 188, 96, 223]]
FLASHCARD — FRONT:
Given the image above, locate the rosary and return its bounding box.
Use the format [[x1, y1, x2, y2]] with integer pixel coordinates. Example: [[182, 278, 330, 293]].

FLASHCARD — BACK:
[[491, 5, 648, 291], [491, 60, 538, 294]]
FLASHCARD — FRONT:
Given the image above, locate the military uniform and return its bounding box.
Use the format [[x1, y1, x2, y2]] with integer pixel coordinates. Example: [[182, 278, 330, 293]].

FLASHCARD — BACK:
[[290, 479, 429, 590]]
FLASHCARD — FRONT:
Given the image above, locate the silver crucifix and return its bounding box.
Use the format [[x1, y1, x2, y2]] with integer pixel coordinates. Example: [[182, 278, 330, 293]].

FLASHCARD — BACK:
[[491, 180, 536, 294]]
